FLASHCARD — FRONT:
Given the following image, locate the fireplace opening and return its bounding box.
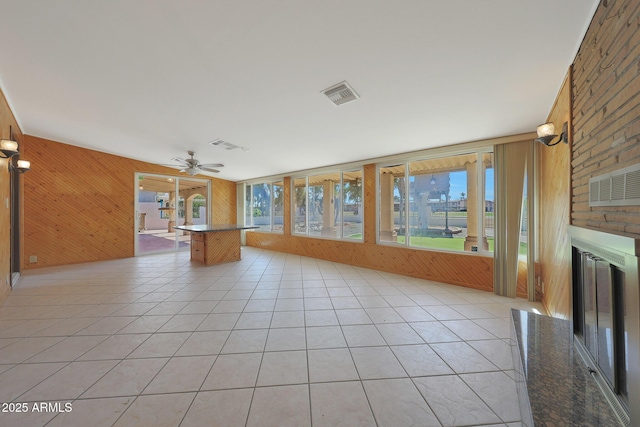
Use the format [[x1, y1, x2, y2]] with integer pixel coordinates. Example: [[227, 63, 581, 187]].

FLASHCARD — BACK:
[[569, 225, 639, 426], [572, 249, 627, 405]]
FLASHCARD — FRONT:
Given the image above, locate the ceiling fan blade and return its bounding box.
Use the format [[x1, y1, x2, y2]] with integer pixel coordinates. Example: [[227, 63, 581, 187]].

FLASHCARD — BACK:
[[199, 167, 220, 173], [171, 157, 190, 165], [199, 163, 224, 168]]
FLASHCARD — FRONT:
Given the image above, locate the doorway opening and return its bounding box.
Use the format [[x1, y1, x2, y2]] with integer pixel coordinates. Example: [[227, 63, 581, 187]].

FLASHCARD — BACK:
[[135, 173, 210, 255]]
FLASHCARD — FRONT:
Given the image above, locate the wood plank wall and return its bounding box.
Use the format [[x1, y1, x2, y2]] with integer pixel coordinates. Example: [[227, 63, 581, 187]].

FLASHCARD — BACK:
[[246, 161, 523, 295], [572, 0, 640, 235], [0, 89, 23, 305], [21, 135, 236, 269], [539, 71, 572, 319]]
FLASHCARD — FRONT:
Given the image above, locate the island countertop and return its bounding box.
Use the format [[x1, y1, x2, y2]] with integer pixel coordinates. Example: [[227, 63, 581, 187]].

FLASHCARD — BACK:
[[173, 224, 259, 233]]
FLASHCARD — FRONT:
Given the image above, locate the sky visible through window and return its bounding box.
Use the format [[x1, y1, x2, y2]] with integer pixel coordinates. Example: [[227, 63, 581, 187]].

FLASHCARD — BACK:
[[444, 169, 494, 202]]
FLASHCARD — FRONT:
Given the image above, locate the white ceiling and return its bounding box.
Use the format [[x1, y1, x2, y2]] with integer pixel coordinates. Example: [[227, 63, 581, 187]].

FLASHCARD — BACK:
[[0, 0, 598, 182]]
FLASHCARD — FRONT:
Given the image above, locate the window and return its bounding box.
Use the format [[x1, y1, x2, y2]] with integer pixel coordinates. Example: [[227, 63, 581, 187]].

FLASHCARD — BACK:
[[293, 177, 307, 235], [483, 153, 494, 252], [252, 183, 271, 231], [378, 151, 491, 253], [273, 180, 284, 232], [293, 169, 363, 240], [245, 181, 283, 233]]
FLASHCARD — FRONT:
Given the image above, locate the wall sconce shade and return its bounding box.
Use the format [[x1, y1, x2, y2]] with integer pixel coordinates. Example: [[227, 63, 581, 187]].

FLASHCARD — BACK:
[[0, 139, 19, 158], [10, 159, 31, 173], [535, 122, 569, 146]]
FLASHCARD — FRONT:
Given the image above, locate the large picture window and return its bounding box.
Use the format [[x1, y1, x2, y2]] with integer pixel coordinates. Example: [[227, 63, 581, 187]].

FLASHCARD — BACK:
[[292, 169, 362, 240], [378, 151, 492, 253]]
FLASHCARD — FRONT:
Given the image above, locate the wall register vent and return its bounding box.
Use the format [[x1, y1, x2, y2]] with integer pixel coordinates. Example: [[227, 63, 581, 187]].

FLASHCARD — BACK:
[[589, 163, 640, 207], [322, 81, 359, 106]]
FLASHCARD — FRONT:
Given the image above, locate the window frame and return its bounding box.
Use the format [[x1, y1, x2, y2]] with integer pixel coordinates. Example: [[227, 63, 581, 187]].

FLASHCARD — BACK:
[[291, 168, 364, 242], [244, 179, 284, 234], [376, 148, 493, 256]]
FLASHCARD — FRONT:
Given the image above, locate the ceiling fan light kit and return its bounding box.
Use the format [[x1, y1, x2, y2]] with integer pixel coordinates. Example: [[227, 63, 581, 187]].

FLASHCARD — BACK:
[[168, 151, 224, 175]]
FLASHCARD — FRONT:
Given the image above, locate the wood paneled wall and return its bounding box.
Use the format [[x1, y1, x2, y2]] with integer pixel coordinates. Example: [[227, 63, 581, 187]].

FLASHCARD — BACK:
[[572, 0, 640, 235], [0, 88, 23, 305], [246, 232, 496, 291], [246, 162, 522, 295], [539, 71, 572, 319], [22, 135, 236, 269]]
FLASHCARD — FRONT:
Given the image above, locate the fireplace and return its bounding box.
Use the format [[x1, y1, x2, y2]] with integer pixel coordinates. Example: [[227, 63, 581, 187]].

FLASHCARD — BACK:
[[568, 225, 640, 426]]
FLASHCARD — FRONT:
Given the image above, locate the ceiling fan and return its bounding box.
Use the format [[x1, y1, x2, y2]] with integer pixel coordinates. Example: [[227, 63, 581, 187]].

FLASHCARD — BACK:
[[168, 151, 224, 176]]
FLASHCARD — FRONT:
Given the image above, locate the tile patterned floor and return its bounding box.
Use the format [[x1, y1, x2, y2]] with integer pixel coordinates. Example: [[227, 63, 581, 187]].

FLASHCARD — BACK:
[[0, 247, 544, 427]]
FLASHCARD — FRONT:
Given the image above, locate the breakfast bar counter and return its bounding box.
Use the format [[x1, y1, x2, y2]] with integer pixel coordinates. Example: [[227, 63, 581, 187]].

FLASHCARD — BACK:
[[173, 224, 258, 265]]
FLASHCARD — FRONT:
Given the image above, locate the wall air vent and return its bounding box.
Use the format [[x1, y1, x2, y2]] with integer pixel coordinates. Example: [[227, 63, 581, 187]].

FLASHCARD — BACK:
[[589, 163, 640, 207], [322, 81, 359, 106]]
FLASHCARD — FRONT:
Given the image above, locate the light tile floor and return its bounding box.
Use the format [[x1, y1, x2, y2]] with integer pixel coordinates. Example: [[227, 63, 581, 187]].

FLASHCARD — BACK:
[[0, 247, 544, 427]]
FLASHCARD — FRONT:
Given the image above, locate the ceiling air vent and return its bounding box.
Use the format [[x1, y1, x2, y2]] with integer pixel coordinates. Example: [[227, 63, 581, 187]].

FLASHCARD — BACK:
[[322, 81, 359, 106], [589, 163, 640, 207], [209, 139, 248, 151]]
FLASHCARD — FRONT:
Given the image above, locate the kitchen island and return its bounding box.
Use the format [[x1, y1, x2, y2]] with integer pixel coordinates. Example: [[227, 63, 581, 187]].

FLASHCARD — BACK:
[[173, 224, 258, 265]]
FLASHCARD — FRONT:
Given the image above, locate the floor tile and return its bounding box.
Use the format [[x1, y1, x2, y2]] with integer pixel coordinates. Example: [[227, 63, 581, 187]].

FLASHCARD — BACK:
[[304, 310, 339, 326], [270, 311, 305, 328], [126, 332, 190, 358], [157, 314, 207, 332], [143, 355, 216, 394], [21, 360, 118, 401], [0, 362, 67, 402], [441, 319, 497, 341], [235, 312, 273, 329], [112, 392, 195, 427], [308, 348, 359, 382], [196, 312, 240, 331], [26, 335, 107, 362], [468, 339, 514, 370], [275, 298, 304, 311], [76, 316, 137, 335], [201, 352, 262, 390], [181, 389, 253, 427], [363, 378, 441, 426], [310, 381, 375, 427], [175, 330, 230, 356], [413, 375, 502, 426], [247, 384, 310, 427], [82, 358, 168, 398], [306, 325, 347, 349], [46, 396, 134, 427], [115, 315, 172, 334], [430, 341, 498, 373], [78, 334, 150, 360], [336, 309, 372, 325], [376, 323, 425, 345], [265, 327, 306, 351], [460, 371, 521, 422], [391, 344, 455, 377], [342, 324, 386, 347], [365, 307, 405, 323], [256, 350, 308, 386], [410, 321, 461, 343], [350, 346, 407, 379]]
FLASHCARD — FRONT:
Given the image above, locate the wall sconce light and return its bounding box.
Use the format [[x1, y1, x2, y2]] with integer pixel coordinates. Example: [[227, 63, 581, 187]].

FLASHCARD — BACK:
[[0, 139, 19, 158], [10, 158, 31, 174], [430, 175, 436, 186], [535, 122, 568, 146]]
